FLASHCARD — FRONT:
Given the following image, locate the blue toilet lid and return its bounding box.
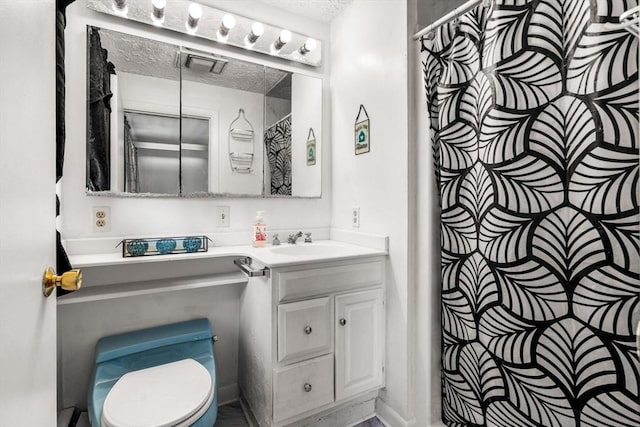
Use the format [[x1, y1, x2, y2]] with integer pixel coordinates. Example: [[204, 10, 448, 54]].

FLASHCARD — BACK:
[[101, 359, 214, 427]]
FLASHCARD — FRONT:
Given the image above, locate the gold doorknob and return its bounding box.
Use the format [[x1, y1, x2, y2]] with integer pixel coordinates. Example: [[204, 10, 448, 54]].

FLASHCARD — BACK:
[[42, 267, 82, 297]]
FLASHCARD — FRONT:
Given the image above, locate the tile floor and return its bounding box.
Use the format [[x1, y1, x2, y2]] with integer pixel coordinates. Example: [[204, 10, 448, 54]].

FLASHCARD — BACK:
[[75, 401, 385, 427], [216, 401, 385, 427]]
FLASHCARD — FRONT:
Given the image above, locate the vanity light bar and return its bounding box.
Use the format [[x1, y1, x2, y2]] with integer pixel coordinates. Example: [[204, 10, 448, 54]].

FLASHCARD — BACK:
[[91, 0, 322, 66], [186, 3, 202, 33]]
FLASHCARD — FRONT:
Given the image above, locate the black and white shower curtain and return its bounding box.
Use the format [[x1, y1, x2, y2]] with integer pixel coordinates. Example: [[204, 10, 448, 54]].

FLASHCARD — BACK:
[[422, 1, 639, 425], [264, 114, 292, 195]]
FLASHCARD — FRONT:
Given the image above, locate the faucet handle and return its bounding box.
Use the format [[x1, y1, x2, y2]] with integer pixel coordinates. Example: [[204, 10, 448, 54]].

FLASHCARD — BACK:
[[304, 232, 312, 243], [272, 234, 280, 245]]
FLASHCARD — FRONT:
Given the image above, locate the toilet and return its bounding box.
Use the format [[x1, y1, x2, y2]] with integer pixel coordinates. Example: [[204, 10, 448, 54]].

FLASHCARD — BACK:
[[87, 319, 218, 427]]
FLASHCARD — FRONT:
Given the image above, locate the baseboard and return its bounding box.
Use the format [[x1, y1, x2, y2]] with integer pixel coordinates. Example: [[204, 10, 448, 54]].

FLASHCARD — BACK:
[[218, 383, 240, 406], [375, 399, 416, 427]]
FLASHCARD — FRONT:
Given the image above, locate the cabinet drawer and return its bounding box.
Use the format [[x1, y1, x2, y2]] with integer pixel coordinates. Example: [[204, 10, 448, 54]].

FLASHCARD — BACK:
[[275, 259, 384, 302], [273, 354, 334, 421], [278, 297, 331, 363]]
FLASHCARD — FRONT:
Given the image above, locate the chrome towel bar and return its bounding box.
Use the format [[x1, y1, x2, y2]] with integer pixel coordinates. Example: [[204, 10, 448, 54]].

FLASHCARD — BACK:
[[234, 257, 269, 278]]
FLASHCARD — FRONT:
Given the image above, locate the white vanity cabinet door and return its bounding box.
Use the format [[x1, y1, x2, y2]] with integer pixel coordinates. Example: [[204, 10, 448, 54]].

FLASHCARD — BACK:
[[278, 297, 332, 363], [335, 288, 384, 401]]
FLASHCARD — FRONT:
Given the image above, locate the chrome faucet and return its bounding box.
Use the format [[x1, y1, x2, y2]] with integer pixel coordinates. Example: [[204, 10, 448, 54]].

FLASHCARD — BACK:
[[288, 231, 303, 244]]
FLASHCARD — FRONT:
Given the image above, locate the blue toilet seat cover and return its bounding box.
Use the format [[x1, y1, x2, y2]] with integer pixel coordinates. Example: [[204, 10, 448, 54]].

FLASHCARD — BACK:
[[101, 358, 214, 427]]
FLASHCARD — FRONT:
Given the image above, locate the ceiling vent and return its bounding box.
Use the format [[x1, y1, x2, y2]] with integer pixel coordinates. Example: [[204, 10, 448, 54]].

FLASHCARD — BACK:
[[176, 49, 228, 74]]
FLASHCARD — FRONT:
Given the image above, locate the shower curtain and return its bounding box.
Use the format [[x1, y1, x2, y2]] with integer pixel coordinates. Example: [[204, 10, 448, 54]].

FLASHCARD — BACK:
[[422, 1, 639, 426], [264, 114, 292, 195]]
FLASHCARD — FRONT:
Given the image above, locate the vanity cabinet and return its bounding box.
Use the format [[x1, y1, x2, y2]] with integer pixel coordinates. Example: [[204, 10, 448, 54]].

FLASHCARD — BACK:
[[239, 257, 386, 427]]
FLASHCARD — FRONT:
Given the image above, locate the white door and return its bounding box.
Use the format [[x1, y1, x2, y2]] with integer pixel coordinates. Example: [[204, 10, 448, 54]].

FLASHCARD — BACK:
[[335, 288, 385, 401], [0, 1, 58, 425]]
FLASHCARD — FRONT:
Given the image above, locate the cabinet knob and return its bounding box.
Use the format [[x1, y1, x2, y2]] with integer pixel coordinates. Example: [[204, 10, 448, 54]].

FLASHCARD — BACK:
[[339, 318, 346, 326], [303, 383, 312, 393], [304, 326, 312, 334]]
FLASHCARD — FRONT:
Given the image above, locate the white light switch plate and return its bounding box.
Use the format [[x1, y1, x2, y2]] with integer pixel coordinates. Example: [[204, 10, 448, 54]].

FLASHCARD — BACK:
[[352, 207, 360, 228], [216, 206, 230, 227]]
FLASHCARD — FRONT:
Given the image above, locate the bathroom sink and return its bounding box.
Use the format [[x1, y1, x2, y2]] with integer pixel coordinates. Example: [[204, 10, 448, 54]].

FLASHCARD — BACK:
[[270, 244, 338, 256]]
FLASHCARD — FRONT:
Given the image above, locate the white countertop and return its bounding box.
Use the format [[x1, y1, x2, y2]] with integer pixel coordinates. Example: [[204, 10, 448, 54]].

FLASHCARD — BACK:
[[61, 238, 388, 305], [69, 239, 387, 269]]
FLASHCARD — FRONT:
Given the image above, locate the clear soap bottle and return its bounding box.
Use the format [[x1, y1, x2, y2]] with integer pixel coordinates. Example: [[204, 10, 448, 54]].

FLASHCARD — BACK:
[[252, 211, 267, 247]]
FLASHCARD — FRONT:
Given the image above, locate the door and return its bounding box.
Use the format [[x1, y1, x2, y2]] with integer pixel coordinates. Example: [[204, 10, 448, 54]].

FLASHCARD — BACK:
[[335, 288, 384, 401], [0, 1, 58, 425]]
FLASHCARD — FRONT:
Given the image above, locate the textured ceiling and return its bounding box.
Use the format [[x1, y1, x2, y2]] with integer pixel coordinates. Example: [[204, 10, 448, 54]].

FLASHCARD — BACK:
[[253, 0, 354, 23], [97, 27, 288, 94]]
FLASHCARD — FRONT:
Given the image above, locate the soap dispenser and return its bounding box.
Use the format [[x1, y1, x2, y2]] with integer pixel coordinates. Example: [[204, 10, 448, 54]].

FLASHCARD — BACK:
[[252, 211, 267, 247]]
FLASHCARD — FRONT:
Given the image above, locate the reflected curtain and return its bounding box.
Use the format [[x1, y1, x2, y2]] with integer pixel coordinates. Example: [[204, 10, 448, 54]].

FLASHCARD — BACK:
[[264, 114, 292, 195], [422, 1, 639, 425], [123, 116, 139, 193], [87, 26, 113, 191]]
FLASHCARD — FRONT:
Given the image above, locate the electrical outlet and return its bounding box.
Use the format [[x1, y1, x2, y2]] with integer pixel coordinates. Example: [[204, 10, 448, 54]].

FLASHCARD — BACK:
[[216, 206, 230, 227], [93, 206, 111, 232], [352, 207, 360, 228]]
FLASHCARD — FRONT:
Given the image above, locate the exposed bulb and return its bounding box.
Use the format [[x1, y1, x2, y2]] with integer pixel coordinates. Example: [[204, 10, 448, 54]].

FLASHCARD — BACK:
[[298, 38, 317, 55], [112, 0, 128, 15], [151, 0, 166, 26], [245, 22, 264, 46], [271, 29, 292, 53], [218, 13, 236, 40], [186, 3, 202, 33]]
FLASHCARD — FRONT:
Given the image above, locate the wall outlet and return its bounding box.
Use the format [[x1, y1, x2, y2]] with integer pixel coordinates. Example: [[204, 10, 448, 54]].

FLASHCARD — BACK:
[[216, 206, 230, 227], [93, 206, 111, 232], [352, 207, 360, 228]]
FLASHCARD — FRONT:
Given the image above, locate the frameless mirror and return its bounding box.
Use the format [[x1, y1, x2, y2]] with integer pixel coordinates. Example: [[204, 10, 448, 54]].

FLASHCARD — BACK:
[[85, 25, 321, 197], [265, 69, 322, 197]]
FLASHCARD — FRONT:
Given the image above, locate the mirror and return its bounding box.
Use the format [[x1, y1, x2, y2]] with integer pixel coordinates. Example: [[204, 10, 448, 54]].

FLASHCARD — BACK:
[[86, 26, 321, 197]]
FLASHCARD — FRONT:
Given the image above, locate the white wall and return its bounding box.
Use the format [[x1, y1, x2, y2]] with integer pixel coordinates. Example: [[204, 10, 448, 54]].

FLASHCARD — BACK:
[[330, 1, 414, 424], [62, 0, 331, 245]]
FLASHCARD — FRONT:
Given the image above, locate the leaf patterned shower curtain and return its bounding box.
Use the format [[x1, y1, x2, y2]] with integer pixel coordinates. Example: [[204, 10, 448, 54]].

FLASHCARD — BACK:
[[422, 1, 639, 425]]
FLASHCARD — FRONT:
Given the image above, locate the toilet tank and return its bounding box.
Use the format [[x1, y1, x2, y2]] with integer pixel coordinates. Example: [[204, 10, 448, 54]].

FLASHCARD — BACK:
[[94, 318, 213, 363]]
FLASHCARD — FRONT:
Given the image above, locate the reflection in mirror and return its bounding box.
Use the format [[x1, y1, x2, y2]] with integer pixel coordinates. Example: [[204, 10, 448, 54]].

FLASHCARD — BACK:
[[87, 26, 182, 194], [179, 48, 265, 196], [264, 68, 322, 197], [85, 26, 321, 198], [265, 71, 292, 195]]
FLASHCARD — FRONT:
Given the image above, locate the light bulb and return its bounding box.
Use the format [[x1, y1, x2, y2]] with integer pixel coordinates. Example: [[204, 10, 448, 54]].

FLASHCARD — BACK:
[[218, 13, 236, 40], [151, 0, 166, 26], [112, 0, 128, 15], [279, 30, 292, 43], [245, 22, 264, 46], [186, 3, 202, 33], [298, 38, 317, 55], [272, 29, 292, 53]]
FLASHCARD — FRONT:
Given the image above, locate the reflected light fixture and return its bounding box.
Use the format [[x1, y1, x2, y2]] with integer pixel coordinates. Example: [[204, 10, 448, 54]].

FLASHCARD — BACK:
[[245, 21, 264, 47], [186, 3, 203, 33], [271, 29, 291, 54], [151, 0, 166, 26], [298, 38, 317, 55], [112, 0, 128, 15], [217, 13, 236, 41]]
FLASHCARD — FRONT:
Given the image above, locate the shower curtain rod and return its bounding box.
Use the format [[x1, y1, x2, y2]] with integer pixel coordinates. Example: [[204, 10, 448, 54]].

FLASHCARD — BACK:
[[413, 0, 483, 40]]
